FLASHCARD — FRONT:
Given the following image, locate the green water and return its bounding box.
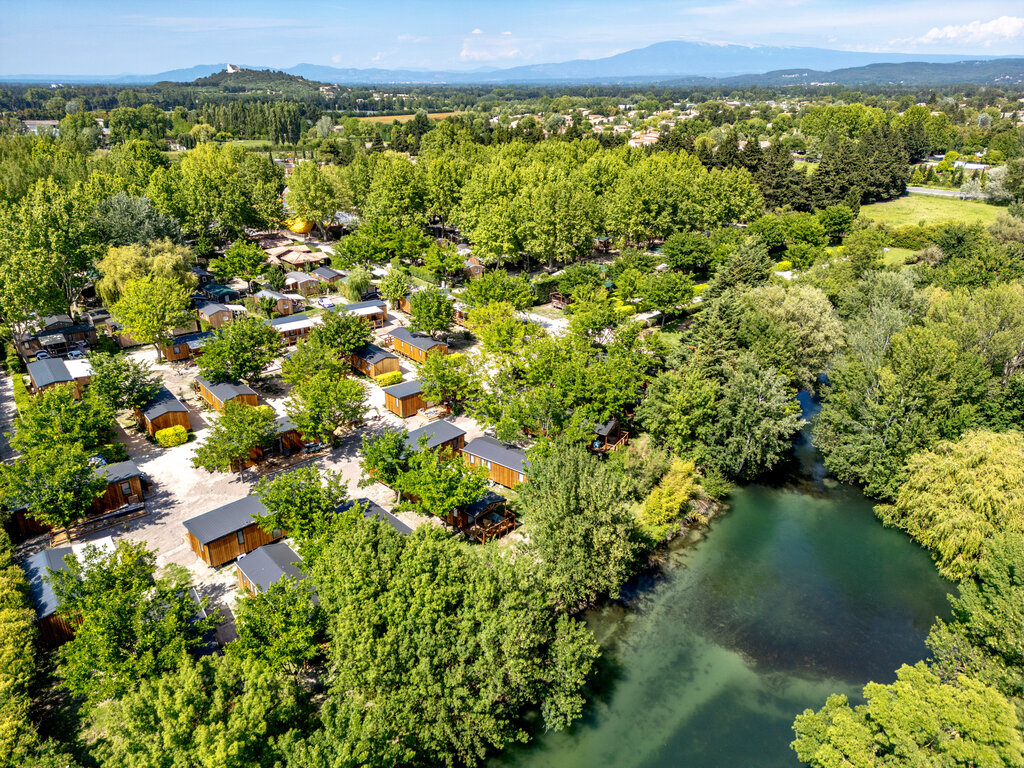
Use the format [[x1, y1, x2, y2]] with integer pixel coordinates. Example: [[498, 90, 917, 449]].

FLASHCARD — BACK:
[[498, 398, 952, 768]]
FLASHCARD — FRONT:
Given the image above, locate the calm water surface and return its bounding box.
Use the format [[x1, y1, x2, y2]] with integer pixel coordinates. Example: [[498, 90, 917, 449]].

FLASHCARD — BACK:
[[498, 395, 951, 768]]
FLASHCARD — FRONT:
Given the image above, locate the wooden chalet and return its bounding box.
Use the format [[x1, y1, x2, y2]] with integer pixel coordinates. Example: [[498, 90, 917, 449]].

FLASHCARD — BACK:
[[389, 327, 448, 363], [92, 460, 145, 514], [109, 318, 199, 350], [450, 491, 515, 543], [266, 313, 315, 345], [162, 331, 212, 362], [136, 386, 191, 436], [195, 376, 258, 411], [591, 418, 629, 453], [192, 266, 215, 288], [22, 537, 115, 646], [284, 271, 320, 296], [311, 266, 344, 286], [351, 344, 400, 378], [184, 495, 282, 568], [405, 419, 466, 453], [274, 415, 317, 456], [203, 283, 241, 303], [464, 255, 485, 278], [338, 498, 413, 535], [195, 300, 236, 329], [17, 315, 98, 358], [342, 300, 387, 329], [461, 435, 527, 489], [255, 289, 299, 316], [382, 379, 427, 418], [235, 540, 306, 597], [26, 358, 91, 398]]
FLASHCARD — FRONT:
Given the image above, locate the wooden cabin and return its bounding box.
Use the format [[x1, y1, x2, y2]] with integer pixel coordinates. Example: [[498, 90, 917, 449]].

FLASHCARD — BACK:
[[203, 283, 241, 303], [464, 255, 485, 279], [6, 505, 51, 542], [196, 301, 235, 329], [450, 491, 515, 543], [389, 327, 448, 363], [343, 300, 388, 329], [351, 344, 400, 378], [266, 314, 314, 345], [405, 419, 466, 454], [284, 271, 320, 296], [184, 495, 282, 568], [162, 331, 212, 362], [311, 266, 344, 286], [461, 435, 527, 489], [382, 379, 427, 418], [235, 541, 305, 596], [338, 498, 413, 536], [22, 537, 115, 646], [274, 415, 317, 456], [26, 358, 91, 398], [92, 461, 145, 514], [17, 315, 98, 359], [591, 418, 629, 453], [195, 377, 258, 412], [255, 289, 298, 316], [136, 386, 191, 437]]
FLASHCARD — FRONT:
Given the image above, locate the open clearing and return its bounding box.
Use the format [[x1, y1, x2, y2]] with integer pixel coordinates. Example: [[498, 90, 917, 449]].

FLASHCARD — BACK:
[[860, 193, 1002, 228], [356, 111, 458, 123]]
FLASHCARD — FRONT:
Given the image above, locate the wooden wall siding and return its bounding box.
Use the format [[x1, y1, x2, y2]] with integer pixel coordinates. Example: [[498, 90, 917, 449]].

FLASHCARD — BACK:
[[202, 311, 232, 329], [391, 337, 448, 364], [8, 508, 51, 541], [236, 568, 258, 596], [37, 613, 78, 648], [197, 383, 258, 412], [189, 525, 281, 568], [276, 327, 310, 344], [140, 408, 192, 437], [351, 354, 399, 379], [92, 476, 144, 514], [438, 436, 466, 454], [462, 453, 523, 488], [164, 343, 197, 362], [384, 392, 427, 418], [278, 429, 308, 456], [399, 295, 412, 313]]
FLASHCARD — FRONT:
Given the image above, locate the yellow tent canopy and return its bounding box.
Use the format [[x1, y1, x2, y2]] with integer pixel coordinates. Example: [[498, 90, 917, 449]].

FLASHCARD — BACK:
[[283, 217, 314, 234]]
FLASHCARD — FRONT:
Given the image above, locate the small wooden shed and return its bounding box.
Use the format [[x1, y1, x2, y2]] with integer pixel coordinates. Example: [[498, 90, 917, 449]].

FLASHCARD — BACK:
[[389, 327, 448, 363], [162, 331, 212, 362], [235, 540, 305, 596], [91, 460, 145, 514], [184, 495, 282, 568], [26, 358, 91, 398], [267, 314, 314, 345], [405, 419, 466, 454], [137, 385, 191, 436], [311, 266, 344, 286], [350, 344, 400, 378], [382, 379, 427, 418], [195, 301, 235, 329], [461, 435, 527, 489], [195, 377, 258, 412], [255, 289, 298, 316]]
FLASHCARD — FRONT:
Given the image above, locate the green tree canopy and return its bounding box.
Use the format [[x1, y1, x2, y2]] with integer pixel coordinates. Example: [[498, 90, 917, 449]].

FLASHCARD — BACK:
[[196, 315, 281, 385], [409, 286, 455, 337], [191, 401, 276, 473], [110, 275, 194, 360]]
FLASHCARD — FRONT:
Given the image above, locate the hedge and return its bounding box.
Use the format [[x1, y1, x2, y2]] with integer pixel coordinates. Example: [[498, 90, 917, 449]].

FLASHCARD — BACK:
[[155, 425, 189, 448], [407, 266, 440, 285], [5, 347, 22, 375], [11, 376, 30, 415], [692, 283, 708, 297], [776, 260, 793, 271], [375, 371, 403, 387], [0, 529, 39, 766], [531, 275, 558, 304]]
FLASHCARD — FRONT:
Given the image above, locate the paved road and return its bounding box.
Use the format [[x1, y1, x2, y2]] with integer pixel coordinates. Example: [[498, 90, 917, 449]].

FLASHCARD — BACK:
[[0, 375, 18, 462], [906, 186, 985, 200]]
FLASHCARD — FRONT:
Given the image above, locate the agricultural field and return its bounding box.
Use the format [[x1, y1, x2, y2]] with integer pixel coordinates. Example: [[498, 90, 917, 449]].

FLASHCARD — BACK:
[[859, 193, 1002, 227], [356, 111, 459, 123]]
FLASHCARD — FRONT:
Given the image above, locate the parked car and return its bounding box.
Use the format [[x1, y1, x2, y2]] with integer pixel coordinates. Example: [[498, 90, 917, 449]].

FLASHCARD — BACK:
[[34, 350, 50, 360], [316, 297, 335, 309], [67, 349, 86, 359]]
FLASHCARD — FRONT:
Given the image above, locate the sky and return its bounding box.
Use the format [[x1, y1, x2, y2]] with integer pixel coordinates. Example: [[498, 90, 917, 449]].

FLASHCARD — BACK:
[[1, 0, 1023, 75]]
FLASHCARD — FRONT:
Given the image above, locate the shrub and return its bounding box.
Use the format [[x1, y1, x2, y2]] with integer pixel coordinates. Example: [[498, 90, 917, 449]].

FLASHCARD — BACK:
[[692, 283, 708, 297], [0, 528, 39, 766], [531, 274, 558, 303], [5, 346, 22, 375], [614, 303, 637, 316], [375, 371, 402, 387], [775, 260, 793, 271], [155, 425, 189, 447], [94, 443, 129, 463], [11, 376, 30, 415], [407, 266, 439, 284]]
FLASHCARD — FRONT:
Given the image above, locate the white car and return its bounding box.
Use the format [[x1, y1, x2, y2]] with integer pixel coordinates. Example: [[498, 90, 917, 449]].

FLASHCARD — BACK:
[[316, 297, 336, 310], [34, 350, 50, 360], [67, 350, 86, 359]]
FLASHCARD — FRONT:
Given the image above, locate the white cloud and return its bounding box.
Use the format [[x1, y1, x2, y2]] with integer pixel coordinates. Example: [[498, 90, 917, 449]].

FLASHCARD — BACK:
[[916, 15, 1024, 46], [471, 28, 483, 34], [460, 32, 531, 61], [372, 51, 384, 62], [331, 54, 342, 64], [397, 33, 428, 43], [502, 31, 512, 36]]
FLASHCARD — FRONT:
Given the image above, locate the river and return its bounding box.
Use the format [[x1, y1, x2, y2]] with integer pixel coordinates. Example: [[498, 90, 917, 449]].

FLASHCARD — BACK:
[[497, 394, 951, 768]]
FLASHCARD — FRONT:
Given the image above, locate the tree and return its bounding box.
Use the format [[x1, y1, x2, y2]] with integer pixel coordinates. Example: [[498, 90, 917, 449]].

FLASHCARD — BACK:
[[876, 430, 1024, 582], [10, 384, 111, 453], [637, 459, 701, 542], [397, 439, 489, 520], [817, 204, 856, 244], [92, 656, 305, 768], [791, 663, 1023, 768], [466, 302, 543, 355], [253, 466, 350, 557], [705, 236, 773, 299], [209, 238, 267, 285], [343, 265, 373, 302], [377, 268, 411, 309], [50, 540, 217, 710], [518, 442, 642, 610], [359, 430, 409, 494], [285, 160, 339, 240], [228, 577, 322, 674], [661, 231, 713, 273], [423, 241, 465, 281], [709, 353, 805, 479], [637, 364, 719, 460], [87, 351, 159, 412], [281, 336, 349, 387], [418, 351, 481, 414], [1, 443, 107, 530], [639, 270, 694, 325], [92, 193, 182, 247], [196, 315, 281, 385], [110, 275, 194, 360], [461, 269, 535, 310], [409, 286, 455, 337], [191, 402, 276, 473], [285, 373, 366, 445], [310, 310, 371, 356]]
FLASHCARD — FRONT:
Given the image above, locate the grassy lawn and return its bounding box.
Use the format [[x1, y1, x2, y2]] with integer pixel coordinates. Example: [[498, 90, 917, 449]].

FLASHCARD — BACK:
[[228, 139, 273, 149], [529, 305, 565, 320], [882, 247, 918, 267], [860, 193, 1002, 228]]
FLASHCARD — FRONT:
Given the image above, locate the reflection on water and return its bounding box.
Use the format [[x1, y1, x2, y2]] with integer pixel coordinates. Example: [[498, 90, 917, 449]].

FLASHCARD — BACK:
[[496, 394, 950, 768]]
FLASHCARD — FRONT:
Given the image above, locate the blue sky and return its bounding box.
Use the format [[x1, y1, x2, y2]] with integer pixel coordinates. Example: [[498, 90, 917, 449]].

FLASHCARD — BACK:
[[1, 0, 1022, 75]]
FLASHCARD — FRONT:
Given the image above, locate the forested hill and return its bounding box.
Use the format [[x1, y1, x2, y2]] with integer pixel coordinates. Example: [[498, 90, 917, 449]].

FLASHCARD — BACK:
[[161, 68, 337, 99], [710, 58, 1024, 88]]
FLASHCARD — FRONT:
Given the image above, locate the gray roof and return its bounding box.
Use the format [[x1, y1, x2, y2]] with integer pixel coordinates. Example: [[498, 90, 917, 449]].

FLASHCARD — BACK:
[[345, 300, 386, 312], [312, 266, 342, 280], [184, 495, 267, 546], [461, 490, 507, 522], [339, 498, 413, 536], [41, 314, 72, 328], [22, 547, 70, 618], [167, 331, 212, 350], [196, 301, 230, 317], [462, 435, 526, 474], [275, 415, 298, 434], [256, 289, 288, 302], [382, 379, 423, 399], [405, 419, 465, 451], [141, 386, 188, 421], [355, 343, 397, 365], [195, 376, 257, 403], [94, 460, 141, 485], [391, 327, 446, 352], [285, 271, 317, 283], [595, 418, 619, 437], [27, 358, 71, 388], [269, 313, 309, 327], [236, 541, 304, 593]]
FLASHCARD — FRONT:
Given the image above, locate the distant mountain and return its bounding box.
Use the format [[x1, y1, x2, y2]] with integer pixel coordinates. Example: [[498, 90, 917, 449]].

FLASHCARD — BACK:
[[0, 40, 1012, 86], [711, 58, 1024, 87]]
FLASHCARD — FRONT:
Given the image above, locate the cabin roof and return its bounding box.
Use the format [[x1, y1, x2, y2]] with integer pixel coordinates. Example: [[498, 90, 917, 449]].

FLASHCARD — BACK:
[[345, 299, 386, 312], [338, 498, 413, 536], [391, 326, 446, 352], [21, 537, 115, 619], [205, 283, 238, 299], [405, 419, 465, 451], [184, 495, 267, 545], [140, 385, 188, 420], [285, 271, 317, 283], [236, 541, 304, 593], [27, 358, 72, 388], [195, 376, 257, 403], [460, 491, 507, 522], [167, 331, 212, 350], [382, 379, 423, 399], [196, 300, 230, 316], [312, 266, 343, 280], [354, 343, 397, 365], [95, 460, 142, 485], [462, 435, 526, 473]]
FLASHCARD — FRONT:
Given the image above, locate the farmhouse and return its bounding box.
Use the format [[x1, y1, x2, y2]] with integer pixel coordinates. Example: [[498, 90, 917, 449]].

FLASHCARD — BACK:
[[26, 357, 91, 398], [183, 495, 282, 568], [405, 419, 466, 453], [92, 460, 145, 514], [338, 498, 413, 536], [382, 379, 427, 418], [389, 327, 448, 363], [461, 435, 527, 488], [311, 265, 344, 286], [266, 313, 314, 344], [22, 537, 115, 646], [342, 299, 387, 328], [162, 331, 212, 362], [350, 344, 400, 378], [235, 540, 305, 596], [194, 376, 258, 411], [137, 385, 191, 436]]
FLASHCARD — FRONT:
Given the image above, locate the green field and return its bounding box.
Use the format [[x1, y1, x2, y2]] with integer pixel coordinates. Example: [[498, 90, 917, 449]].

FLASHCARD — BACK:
[[882, 247, 918, 267], [860, 193, 1002, 228]]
